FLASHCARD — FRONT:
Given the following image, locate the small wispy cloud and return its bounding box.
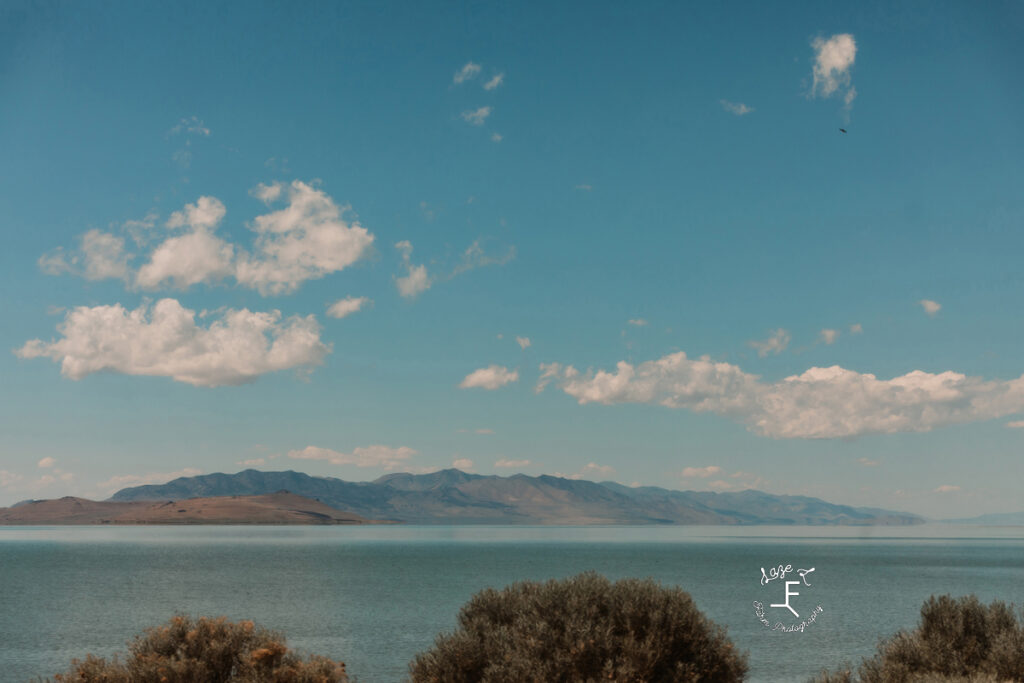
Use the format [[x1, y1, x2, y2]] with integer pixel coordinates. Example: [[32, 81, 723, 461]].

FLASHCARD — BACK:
[[459, 365, 519, 390], [326, 296, 371, 319], [452, 458, 475, 471], [490, 132, 503, 143], [494, 458, 532, 468], [575, 184, 593, 191], [169, 116, 211, 137], [857, 457, 879, 467], [1005, 420, 1024, 429], [461, 106, 492, 126], [681, 465, 721, 478], [748, 328, 791, 357], [453, 62, 481, 85], [516, 336, 531, 350], [849, 323, 863, 334], [483, 73, 504, 91], [627, 318, 648, 327], [920, 299, 941, 316], [820, 328, 840, 345], [934, 484, 960, 493], [720, 100, 753, 116]]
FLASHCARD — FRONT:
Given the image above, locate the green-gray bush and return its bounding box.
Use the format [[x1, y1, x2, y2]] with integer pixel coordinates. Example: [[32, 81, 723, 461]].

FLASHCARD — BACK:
[[811, 595, 1024, 683], [409, 571, 747, 683], [46, 615, 348, 683]]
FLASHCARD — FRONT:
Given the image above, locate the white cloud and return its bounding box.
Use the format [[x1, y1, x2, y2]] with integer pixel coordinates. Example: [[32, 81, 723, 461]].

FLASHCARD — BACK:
[[37, 457, 56, 469], [393, 240, 432, 298], [237, 458, 266, 467], [136, 199, 234, 289], [920, 299, 941, 316], [820, 329, 840, 345], [483, 73, 504, 90], [681, 465, 722, 478], [453, 62, 481, 84], [934, 485, 961, 493], [516, 336, 531, 350], [39, 230, 131, 282], [748, 328, 791, 357], [451, 240, 515, 276], [536, 350, 1024, 439], [166, 196, 226, 231], [287, 445, 416, 470], [494, 458, 532, 468], [0, 471, 23, 489], [43, 183, 373, 296], [97, 467, 203, 493], [858, 457, 880, 466], [555, 462, 615, 480], [452, 458, 474, 471], [169, 116, 210, 137], [720, 100, 754, 116], [459, 365, 519, 390], [628, 318, 649, 327], [235, 181, 374, 296], [1006, 420, 1024, 429], [850, 323, 863, 334], [461, 106, 492, 126], [16, 299, 329, 387], [326, 296, 371, 319], [491, 132, 503, 143], [810, 34, 857, 101]]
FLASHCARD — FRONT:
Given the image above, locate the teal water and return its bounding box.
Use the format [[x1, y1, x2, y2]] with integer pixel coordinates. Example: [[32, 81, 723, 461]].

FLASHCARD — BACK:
[[1, 525, 1022, 682]]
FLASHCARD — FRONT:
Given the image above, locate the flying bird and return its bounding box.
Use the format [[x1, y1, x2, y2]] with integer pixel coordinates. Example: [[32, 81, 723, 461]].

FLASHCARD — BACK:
[[839, 128, 847, 133]]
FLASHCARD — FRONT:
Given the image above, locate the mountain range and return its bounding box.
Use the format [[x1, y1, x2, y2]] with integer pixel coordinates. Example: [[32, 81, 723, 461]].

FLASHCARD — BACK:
[[109, 469, 925, 525]]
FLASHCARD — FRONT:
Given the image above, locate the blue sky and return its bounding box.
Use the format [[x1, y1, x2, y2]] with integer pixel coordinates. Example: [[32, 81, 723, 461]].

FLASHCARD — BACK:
[[2, 0, 1022, 517]]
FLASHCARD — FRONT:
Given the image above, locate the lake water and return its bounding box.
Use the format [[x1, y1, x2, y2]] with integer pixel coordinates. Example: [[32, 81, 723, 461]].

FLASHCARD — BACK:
[[1, 524, 1022, 682]]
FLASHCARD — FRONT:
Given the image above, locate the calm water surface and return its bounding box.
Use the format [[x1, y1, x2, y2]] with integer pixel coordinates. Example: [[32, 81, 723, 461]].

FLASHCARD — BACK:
[[1, 524, 1022, 682]]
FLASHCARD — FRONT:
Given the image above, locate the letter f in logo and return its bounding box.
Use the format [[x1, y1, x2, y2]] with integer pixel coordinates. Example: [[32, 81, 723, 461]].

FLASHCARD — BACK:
[[771, 581, 801, 617]]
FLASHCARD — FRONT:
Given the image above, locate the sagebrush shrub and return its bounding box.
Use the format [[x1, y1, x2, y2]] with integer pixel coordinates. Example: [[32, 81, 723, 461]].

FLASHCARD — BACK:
[[811, 595, 1024, 683], [409, 571, 747, 683], [47, 615, 348, 683]]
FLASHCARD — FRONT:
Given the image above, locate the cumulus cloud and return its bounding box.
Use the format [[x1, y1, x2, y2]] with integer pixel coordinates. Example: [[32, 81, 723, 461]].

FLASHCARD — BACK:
[[920, 299, 942, 316], [536, 350, 1024, 439], [748, 329, 791, 357], [934, 484, 961, 493], [461, 106, 492, 126], [810, 34, 857, 104], [42, 183, 374, 296], [136, 197, 234, 290], [97, 468, 202, 493], [37, 457, 56, 469], [720, 100, 753, 116], [326, 296, 371, 319], [235, 181, 374, 295], [483, 73, 504, 91], [394, 240, 432, 298], [460, 365, 519, 390], [494, 458, 532, 468], [820, 329, 840, 345], [453, 62, 481, 84], [39, 230, 132, 282], [516, 336, 531, 350], [287, 445, 416, 470], [16, 299, 329, 387], [452, 458, 474, 471], [681, 465, 722, 478]]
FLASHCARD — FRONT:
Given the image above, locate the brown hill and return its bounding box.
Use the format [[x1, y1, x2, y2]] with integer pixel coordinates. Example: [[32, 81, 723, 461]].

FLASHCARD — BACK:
[[0, 492, 380, 525]]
